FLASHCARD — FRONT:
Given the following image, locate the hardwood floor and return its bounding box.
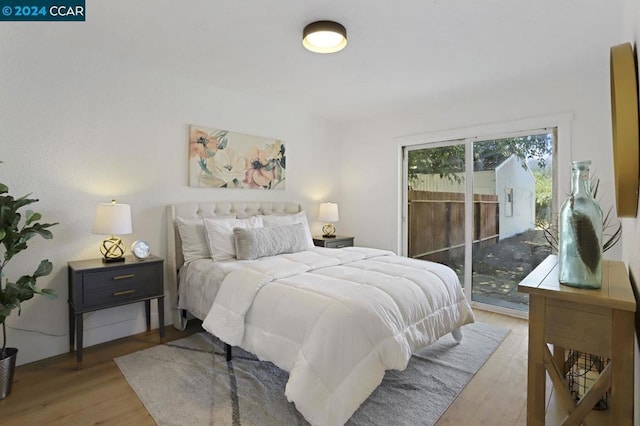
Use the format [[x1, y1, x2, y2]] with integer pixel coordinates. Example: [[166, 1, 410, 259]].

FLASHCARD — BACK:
[[0, 321, 205, 425], [436, 309, 529, 425], [0, 310, 541, 425]]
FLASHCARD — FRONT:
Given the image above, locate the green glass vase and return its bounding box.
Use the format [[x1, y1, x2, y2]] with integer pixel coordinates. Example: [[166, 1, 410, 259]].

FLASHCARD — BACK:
[[558, 160, 603, 288]]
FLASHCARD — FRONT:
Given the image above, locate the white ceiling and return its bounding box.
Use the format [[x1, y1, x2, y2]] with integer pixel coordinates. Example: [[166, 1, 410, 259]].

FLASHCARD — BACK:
[[21, 0, 626, 122]]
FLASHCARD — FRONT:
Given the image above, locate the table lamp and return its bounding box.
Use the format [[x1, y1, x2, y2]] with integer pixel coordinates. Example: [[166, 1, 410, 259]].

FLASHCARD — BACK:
[[319, 202, 339, 238], [92, 200, 132, 263]]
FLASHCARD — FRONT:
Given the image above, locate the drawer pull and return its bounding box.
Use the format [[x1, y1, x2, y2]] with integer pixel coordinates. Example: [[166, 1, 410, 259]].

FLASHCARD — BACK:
[[336, 244, 346, 248], [113, 289, 135, 297], [113, 274, 135, 281]]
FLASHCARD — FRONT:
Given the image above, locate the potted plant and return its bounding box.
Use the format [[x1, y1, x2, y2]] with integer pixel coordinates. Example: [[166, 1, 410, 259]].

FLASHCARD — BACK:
[[0, 175, 57, 399]]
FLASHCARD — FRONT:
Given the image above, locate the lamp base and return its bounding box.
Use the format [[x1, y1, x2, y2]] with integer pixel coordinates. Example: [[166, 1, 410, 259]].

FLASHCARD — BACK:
[[322, 223, 336, 238], [100, 237, 127, 263], [102, 256, 125, 264]]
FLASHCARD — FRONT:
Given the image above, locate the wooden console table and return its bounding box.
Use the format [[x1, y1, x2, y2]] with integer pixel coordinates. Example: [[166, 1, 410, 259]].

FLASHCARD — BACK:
[[518, 255, 635, 425]]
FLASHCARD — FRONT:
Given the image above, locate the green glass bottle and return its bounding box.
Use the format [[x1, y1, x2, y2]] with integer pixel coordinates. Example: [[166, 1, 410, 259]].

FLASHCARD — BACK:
[[558, 160, 603, 288]]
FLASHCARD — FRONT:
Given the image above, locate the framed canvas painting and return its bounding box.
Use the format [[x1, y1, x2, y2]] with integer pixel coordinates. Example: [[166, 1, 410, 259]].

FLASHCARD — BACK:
[[189, 125, 286, 189]]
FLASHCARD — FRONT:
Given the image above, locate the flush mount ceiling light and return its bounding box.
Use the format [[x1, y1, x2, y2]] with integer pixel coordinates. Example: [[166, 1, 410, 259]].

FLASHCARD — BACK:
[[302, 20, 347, 54]]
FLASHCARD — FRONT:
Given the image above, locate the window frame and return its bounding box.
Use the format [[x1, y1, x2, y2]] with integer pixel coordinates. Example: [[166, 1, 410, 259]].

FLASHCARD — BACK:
[[398, 113, 572, 318]]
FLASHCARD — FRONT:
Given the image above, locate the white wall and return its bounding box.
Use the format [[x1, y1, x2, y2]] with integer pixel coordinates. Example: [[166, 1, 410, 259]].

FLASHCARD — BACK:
[[0, 29, 340, 365], [495, 156, 536, 240], [338, 70, 618, 256]]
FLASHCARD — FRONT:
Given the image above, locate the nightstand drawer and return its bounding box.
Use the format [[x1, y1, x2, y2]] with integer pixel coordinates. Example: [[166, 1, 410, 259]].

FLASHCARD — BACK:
[[83, 265, 158, 292], [83, 279, 160, 307], [324, 239, 352, 248], [313, 235, 354, 248]]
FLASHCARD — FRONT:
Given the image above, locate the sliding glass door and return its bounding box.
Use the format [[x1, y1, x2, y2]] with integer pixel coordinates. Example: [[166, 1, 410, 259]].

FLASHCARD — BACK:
[[404, 131, 555, 314], [470, 134, 553, 311], [406, 143, 466, 286]]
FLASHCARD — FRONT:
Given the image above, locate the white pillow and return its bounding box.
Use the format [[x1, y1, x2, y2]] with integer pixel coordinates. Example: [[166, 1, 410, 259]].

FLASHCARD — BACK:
[[260, 211, 314, 249], [203, 216, 264, 261], [234, 223, 309, 260], [175, 217, 209, 263]]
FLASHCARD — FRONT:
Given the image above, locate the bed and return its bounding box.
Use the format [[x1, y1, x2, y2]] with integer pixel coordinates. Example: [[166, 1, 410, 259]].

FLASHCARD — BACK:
[[166, 201, 474, 426]]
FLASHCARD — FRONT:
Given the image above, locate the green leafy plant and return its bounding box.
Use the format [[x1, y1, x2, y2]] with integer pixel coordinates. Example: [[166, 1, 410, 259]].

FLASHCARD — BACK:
[[0, 174, 58, 359]]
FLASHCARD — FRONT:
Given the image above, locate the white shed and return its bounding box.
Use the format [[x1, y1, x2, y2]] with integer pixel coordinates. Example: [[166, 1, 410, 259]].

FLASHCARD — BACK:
[[494, 155, 536, 239]]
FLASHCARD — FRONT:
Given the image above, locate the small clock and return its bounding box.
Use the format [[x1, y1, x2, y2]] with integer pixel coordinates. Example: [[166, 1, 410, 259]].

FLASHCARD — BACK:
[[131, 240, 151, 260]]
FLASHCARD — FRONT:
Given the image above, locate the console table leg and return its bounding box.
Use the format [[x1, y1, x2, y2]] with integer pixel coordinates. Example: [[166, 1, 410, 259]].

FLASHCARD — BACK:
[[527, 295, 546, 425], [611, 309, 634, 425]]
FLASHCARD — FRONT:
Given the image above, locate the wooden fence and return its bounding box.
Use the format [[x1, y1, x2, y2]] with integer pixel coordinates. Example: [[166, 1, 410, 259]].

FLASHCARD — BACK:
[[408, 190, 499, 262]]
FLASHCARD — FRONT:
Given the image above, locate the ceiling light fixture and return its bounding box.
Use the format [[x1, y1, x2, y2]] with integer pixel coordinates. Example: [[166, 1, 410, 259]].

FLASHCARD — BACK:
[[302, 20, 347, 54]]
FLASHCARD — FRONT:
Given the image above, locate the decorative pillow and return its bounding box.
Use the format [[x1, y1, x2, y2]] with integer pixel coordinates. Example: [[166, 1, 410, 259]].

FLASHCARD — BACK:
[[260, 211, 314, 249], [203, 216, 264, 261], [175, 217, 210, 263], [234, 223, 309, 260]]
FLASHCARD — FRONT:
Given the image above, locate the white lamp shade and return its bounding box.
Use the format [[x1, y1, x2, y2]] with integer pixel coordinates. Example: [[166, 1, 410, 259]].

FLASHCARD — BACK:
[[92, 202, 132, 235], [319, 202, 339, 222]]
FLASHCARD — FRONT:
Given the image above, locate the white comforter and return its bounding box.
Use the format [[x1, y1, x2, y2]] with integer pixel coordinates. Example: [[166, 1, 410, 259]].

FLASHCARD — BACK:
[[202, 247, 474, 426]]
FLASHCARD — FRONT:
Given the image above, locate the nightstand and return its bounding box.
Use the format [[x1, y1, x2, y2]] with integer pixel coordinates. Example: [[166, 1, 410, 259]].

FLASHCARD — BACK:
[[67, 256, 165, 362], [313, 235, 354, 248]]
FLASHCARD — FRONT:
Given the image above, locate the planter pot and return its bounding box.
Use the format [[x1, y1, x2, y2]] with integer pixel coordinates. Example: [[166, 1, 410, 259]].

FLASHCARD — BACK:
[[0, 347, 18, 400]]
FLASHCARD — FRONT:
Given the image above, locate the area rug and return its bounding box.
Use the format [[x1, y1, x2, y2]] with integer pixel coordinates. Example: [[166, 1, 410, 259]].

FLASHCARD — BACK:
[[115, 322, 509, 426]]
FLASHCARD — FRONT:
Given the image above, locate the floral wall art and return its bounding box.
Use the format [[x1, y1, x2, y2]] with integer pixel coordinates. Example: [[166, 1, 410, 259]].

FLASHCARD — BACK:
[[189, 125, 286, 189]]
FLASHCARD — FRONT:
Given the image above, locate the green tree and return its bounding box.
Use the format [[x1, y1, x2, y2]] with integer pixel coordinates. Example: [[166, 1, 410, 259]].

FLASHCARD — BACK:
[[408, 133, 553, 181], [533, 168, 553, 224]]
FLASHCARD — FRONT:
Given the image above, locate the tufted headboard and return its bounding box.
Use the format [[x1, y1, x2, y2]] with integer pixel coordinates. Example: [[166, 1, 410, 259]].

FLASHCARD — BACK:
[[166, 201, 302, 328]]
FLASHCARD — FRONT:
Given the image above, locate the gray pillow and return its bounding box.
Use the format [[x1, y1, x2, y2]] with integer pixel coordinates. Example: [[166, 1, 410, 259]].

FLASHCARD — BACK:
[[234, 223, 309, 260]]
